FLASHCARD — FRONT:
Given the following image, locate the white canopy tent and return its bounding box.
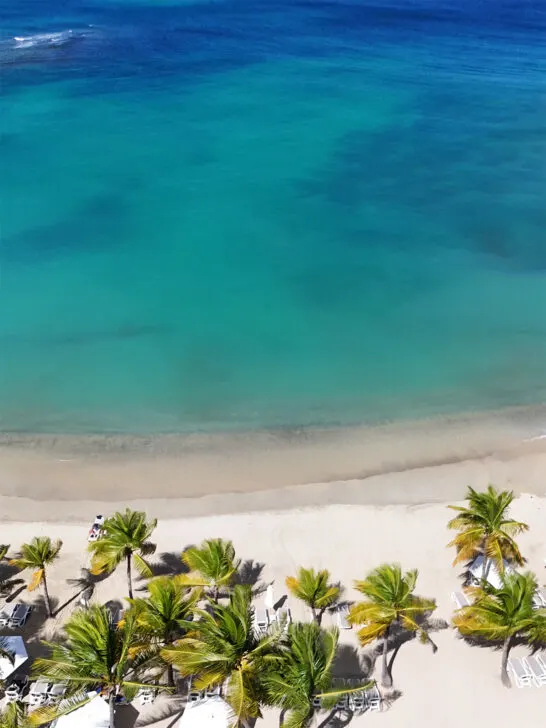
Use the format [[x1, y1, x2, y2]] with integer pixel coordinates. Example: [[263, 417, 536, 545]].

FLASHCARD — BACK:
[[468, 555, 515, 589], [0, 637, 28, 680], [178, 697, 233, 728], [54, 695, 110, 728]]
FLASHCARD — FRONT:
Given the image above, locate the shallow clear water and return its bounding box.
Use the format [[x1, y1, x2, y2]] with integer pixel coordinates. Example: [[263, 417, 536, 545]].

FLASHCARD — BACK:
[[1, 0, 546, 433]]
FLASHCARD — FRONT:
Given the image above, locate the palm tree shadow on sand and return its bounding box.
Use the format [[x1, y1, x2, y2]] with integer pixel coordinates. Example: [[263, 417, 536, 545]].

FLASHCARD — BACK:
[[56, 567, 111, 616], [118, 696, 185, 728], [233, 559, 266, 597]]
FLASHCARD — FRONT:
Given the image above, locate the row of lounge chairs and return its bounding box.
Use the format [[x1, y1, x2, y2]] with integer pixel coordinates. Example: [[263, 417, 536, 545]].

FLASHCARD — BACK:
[[312, 679, 381, 714], [452, 588, 546, 610], [253, 607, 293, 633], [187, 678, 380, 714], [508, 654, 546, 688], [0, 603, 32, 629], [253, 605, 351, 634], [4, 678, 67, 707], [187, 679, 222, 703]]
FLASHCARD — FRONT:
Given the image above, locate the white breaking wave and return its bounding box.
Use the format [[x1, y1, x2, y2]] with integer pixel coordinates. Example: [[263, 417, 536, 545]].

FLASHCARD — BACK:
[[13, 29, 77, 49]]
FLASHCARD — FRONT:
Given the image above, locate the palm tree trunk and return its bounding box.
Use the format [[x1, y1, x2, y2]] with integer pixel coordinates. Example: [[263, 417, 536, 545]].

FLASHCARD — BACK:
[[126, 554, 133, 600], [108, 691, 116, 728], [381, 626, 392, 687], [167, 664, 175, 688], [311, 606, 318, 625], [501, 635, 513, 688], [42, 570, 53, 618], [213, 584, 220, 603]]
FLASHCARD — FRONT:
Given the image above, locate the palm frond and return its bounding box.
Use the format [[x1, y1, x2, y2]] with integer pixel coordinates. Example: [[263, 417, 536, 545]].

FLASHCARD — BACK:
[[181, 539, 241, 594], [285, 567, 341, 613]]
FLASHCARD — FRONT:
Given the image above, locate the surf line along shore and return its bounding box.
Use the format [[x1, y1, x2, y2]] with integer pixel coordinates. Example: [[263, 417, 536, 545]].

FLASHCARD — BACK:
[[2, 404, 546, 521]]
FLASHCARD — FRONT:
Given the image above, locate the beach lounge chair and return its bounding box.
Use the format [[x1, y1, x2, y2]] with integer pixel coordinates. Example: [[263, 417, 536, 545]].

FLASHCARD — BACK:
[[312, 695, 322, 709], [334, 693, 348, 710], [205, 684, 221, 699], [365, 685, 381, 712], [536, 587, 546, 607], [28, 680, 52, 706], [524, 656, 546, 686], [467, 555, 515, 590], [254, 608, 269, 633], [507, 658, 533, 688], [136, 687, 156, 706], [451, 591, 470, 609], [269, 608, 292, 631], [537, 652, 546, 672], [336, 605, 352, 629], [9, 604, 31, 628], [88, 515, 105, 543], [187, 678, 203, 703], [47, 683, 67, 705], [4, 677, 28, 704], [349, 690, 366, 712]]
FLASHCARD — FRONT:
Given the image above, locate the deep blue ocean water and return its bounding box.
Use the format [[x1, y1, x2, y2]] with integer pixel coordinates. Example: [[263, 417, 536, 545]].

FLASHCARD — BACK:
[[1, 0, 546, 433]]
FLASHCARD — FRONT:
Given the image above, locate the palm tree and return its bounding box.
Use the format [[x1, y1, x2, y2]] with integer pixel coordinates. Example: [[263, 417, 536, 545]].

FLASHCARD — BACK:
[[179, 538, 241, 602], [0, 543, 24, 601], [0, 636, 15, 665], [286, 568, 341, 626], [263, 622, 369, 728], [453, 571, 546, 687], [349, 563, 437, 688], [32, 605, 163, 728], [0, 702, 32, 728], [447, 485, 528, 584], [9, 537, 62, 618], [162, 585, 281, 728], [126, 576, 198, 686], [89, 509, 157, 599]]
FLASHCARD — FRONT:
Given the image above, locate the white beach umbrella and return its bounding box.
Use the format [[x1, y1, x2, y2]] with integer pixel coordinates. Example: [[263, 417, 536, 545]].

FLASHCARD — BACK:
[[264, 584, 275, 610], [178, 696, 234, 728], [0, 636, 28, 680], [55, 694, 110, 728]]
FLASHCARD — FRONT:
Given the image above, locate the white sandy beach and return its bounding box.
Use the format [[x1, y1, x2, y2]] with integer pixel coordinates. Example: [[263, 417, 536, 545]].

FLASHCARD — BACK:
[[1, 459, 546, 727]]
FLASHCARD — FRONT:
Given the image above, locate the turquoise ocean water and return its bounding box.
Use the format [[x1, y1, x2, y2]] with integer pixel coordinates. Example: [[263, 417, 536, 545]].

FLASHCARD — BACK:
[[1, 0, 546, 433]]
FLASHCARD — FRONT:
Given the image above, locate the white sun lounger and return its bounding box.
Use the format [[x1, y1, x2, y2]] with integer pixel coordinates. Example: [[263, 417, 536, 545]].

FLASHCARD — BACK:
[[524, 656, 546, 686], [205, 684, 221, 698], [187, 678, 203, 703], [46, 683, 67, 705], [254, 608, 269, 633], [269, 608, 292, 630], [349, 690, 366, 712], [9, 604, 31, 628], [28, 681, 52, 706], [451, 591, 470, 609], [536, 588, 546, 607], [366, 684, 381, 712], [336, 605, 352, 629], [508, 658, 534, 688]]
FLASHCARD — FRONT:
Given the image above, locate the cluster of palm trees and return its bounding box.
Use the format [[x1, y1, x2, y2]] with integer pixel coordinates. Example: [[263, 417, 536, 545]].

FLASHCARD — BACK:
[[0, 485, 545, 728], [448, 485, 546, 687]]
